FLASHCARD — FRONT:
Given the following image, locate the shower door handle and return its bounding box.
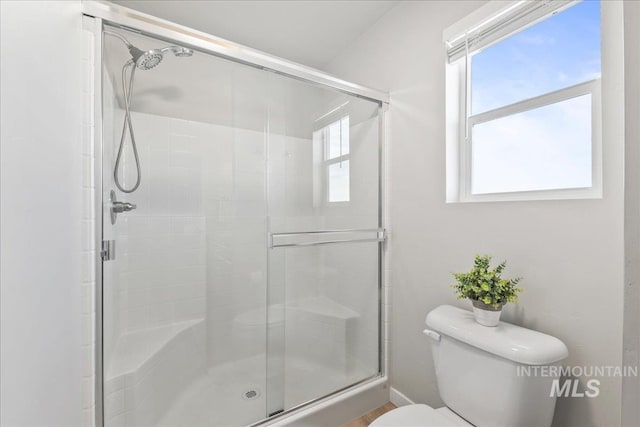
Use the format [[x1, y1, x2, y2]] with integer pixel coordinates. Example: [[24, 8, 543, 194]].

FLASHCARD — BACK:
[[269, 228, 385, 248]]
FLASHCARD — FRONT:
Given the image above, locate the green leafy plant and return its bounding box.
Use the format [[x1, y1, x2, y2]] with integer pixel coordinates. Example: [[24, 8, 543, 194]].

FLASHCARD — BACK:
[[452, 255, 522, 308]]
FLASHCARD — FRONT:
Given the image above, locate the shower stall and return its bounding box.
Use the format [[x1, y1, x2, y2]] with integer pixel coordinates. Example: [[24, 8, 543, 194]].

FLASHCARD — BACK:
[[86, 3, 387, 426]]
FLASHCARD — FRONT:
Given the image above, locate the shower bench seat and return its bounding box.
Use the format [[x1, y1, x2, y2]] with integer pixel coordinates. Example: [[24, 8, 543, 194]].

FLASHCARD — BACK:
[[103, 318, 206, 427]]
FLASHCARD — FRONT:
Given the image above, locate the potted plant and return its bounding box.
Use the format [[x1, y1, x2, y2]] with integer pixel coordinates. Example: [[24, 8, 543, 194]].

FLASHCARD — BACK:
[[452, 255, 522, 327]]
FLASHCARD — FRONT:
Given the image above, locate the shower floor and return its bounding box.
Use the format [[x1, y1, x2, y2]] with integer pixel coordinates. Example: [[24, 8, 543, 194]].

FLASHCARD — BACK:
[[156, 355, 367, 427]]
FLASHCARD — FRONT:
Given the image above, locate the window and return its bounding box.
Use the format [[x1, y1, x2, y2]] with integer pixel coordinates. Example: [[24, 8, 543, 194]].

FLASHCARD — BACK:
[[445, 0, 601, 202], [315, 116, 350, 203]]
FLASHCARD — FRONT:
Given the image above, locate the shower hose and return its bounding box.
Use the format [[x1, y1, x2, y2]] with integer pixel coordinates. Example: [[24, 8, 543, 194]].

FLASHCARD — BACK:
[[114, 60, 141, 193]]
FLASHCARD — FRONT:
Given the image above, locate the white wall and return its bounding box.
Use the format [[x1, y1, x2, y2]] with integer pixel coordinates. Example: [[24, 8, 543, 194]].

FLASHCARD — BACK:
[[0, 1, 84, 426], [325, 1, 626, 426]]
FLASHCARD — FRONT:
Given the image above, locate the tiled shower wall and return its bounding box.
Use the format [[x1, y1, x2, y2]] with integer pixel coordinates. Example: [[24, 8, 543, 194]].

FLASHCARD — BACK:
[[111, 111, 208, 334]]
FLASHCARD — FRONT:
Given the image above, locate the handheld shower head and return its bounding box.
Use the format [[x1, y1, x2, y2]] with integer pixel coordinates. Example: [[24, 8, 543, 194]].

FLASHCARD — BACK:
[[128, 45, 164, 70], [174, 47, 194, 57], [129, 45, 193, 70], [105, 31, 193, 71], [104, 29, 194, 193], [161, 46, 194, 57]]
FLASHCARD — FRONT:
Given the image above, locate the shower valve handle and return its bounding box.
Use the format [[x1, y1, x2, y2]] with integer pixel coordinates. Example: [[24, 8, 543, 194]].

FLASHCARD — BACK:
[[109, 190, 136, 225], [112, 201, 137, 213]]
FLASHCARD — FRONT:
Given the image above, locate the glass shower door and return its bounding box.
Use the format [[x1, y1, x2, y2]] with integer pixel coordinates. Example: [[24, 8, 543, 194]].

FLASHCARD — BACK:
[[265, 72, 382, 414], [101, 24, 382, 427], [101, 26, 272, 427]]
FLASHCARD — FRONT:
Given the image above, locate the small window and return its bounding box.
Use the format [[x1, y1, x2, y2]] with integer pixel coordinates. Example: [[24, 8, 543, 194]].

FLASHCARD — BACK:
[[445, 0, 602, 202], [312, 116, 350, 204], [322, 116, 350, 203], [328, 160, 350, 202]]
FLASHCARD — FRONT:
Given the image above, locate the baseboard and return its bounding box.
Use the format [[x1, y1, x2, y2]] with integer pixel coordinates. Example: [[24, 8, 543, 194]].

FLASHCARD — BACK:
[[389, 387, 414, 407]]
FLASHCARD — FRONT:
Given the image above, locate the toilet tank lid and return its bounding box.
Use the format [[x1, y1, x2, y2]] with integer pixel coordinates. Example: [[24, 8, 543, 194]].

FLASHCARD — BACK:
[[425, 305, 568, 365]]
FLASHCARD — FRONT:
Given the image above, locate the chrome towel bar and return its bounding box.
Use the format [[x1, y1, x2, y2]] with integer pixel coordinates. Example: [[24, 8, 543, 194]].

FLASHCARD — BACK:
[[269, 228, 386, 248]]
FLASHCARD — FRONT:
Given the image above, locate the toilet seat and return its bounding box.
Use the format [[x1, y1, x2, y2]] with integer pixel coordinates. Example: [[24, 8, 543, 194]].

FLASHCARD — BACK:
[[370, 404, 472, 427]]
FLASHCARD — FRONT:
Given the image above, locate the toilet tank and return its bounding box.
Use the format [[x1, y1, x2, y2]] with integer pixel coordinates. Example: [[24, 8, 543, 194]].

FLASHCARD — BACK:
[[425, 305, 568, 427]]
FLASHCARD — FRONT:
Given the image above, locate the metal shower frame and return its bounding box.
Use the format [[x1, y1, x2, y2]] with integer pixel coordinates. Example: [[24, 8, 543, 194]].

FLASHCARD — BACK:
[[83, 1, 389, 426]]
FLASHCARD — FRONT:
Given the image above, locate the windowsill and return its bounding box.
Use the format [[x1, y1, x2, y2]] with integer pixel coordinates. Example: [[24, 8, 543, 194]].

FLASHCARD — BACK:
[[447, 186, 603, 204]]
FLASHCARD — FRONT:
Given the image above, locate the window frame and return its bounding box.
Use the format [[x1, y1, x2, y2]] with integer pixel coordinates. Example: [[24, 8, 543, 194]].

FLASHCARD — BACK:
[[446, 2, 603, 203], [326, 155, 350, 204], [460, 78, 602, 202]]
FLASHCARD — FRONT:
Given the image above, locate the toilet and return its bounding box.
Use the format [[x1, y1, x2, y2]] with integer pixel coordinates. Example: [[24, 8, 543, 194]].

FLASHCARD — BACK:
[[371, 305, 569, 427]]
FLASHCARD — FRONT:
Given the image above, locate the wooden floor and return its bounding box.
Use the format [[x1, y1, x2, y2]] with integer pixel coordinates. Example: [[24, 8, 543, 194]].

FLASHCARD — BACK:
[[343, 403, 397, 427]]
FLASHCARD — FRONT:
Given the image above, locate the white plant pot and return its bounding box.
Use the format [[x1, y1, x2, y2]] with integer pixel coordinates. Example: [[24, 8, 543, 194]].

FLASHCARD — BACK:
[[471, 300, 504, 327]]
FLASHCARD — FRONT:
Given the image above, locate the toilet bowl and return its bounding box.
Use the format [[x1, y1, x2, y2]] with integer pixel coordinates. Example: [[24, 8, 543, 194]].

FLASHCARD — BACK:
[[371, 404, 471, 426], [371, 305, 568, 427]]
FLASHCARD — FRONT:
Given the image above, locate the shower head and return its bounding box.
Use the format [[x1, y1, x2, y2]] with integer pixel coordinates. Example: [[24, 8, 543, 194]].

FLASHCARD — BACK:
[[161, 45, 194, 57], [174, 47, 194, 57], [104, 31, 193, 71], [129, 45, 193, 70], [128, 45, 164, 70], [106, 30, 194, 194]]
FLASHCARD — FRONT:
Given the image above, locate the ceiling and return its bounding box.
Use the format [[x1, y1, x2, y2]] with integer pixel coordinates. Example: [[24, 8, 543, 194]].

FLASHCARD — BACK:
[[111, 0, 399, 69]]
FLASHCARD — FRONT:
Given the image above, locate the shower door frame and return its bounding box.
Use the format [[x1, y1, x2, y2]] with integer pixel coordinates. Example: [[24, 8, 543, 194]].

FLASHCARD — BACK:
[[83, 1, 389, 104], [84, 2, 389, 426]]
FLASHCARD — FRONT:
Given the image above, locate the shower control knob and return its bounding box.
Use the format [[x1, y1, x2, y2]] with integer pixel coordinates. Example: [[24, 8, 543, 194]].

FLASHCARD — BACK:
[[109, 190, 136, 224], [112, 201, 137, 213]]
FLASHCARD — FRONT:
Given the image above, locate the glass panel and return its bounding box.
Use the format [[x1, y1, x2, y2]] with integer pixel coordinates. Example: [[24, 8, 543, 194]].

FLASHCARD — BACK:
[[266, 85, 379, 233], [471, 0, 600, 114], [329, 160, 350, 203], [269, 242, 380, 411], [471, 94, 592, 195], [265, 71, 381, 415], [102, 24, 381, 427], [102, 26, 268, 427]]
